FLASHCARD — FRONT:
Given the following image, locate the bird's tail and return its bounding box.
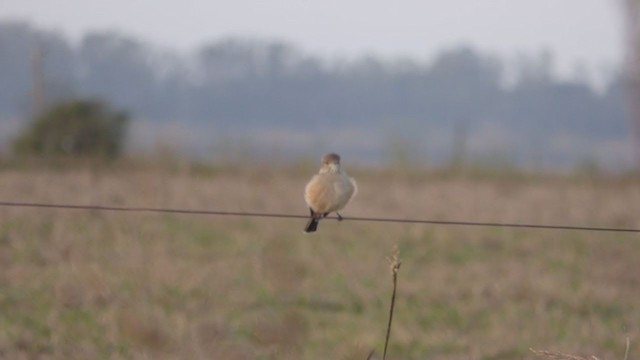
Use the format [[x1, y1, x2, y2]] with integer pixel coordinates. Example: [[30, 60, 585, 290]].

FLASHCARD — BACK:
[[304, 217, 319, 233]]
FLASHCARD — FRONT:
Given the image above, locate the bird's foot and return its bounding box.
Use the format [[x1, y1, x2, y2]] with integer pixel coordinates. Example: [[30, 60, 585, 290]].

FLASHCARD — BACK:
[[336, 213, 343, 221]]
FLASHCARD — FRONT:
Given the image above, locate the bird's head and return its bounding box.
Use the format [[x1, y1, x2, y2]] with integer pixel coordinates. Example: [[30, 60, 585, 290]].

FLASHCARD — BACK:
[[319, 153, 341, 173]]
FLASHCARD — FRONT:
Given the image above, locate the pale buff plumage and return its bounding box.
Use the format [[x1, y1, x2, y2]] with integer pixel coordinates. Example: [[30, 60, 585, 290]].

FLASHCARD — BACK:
[[304, 153, 357, 233]]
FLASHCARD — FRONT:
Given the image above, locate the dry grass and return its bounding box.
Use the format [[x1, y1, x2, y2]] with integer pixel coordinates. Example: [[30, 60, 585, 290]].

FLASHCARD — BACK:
[[0, 164, 638, 359]]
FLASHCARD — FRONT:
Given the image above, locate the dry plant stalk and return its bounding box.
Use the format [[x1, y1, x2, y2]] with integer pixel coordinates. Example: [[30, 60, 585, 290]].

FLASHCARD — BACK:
[[530, 348, 599, 360], [531, 337, 630, 360], [382, 245, 401, 360], [624, 336, 630, 360]]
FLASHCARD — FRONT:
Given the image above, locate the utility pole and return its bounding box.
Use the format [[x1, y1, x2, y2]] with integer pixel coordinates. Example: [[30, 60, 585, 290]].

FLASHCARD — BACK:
[[622, 0, 640, 168], [30, 44, 46, 117]]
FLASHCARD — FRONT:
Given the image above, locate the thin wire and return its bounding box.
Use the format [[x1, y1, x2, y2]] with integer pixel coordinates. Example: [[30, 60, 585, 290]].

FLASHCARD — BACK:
[[0, 200, 639, 233]]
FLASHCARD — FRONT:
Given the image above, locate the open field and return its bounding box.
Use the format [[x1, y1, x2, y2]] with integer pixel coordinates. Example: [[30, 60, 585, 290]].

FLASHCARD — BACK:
[[0, 164, 639, 359]]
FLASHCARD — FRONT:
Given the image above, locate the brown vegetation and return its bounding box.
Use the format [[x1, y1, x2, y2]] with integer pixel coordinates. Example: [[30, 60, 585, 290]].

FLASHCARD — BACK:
[[0, 165, 638, 359]]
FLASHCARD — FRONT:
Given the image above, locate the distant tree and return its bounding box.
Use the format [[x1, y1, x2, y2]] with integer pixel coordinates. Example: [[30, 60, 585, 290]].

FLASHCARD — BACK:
[[13, 99, 128, 158], [78, 33, 160, 119]]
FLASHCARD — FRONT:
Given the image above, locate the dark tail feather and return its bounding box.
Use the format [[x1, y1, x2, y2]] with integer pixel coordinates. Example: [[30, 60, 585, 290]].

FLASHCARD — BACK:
[[304, 217, 319, 233]]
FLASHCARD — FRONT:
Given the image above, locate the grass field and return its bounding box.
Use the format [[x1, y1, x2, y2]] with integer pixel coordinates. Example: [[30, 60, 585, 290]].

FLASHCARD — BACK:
[[0, 164, 638, 359]]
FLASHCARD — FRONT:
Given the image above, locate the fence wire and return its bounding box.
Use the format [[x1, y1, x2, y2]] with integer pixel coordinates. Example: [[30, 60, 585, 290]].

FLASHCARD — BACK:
[[1, 201, 639, 233]]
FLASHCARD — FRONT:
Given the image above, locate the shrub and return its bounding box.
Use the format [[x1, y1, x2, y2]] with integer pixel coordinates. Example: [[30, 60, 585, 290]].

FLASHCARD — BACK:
[[13, 100, 128, 159]]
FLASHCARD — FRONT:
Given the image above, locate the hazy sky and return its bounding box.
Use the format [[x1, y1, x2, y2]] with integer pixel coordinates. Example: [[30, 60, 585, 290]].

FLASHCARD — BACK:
[[1, 0, 625, 77]]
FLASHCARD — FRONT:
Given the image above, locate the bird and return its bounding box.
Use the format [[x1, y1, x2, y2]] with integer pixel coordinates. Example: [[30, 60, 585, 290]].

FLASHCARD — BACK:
[[304, 153, 357, 233]]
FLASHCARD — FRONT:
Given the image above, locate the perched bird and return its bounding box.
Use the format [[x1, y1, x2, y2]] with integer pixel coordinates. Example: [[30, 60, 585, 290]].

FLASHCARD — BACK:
[[304, 153, 357, 233]]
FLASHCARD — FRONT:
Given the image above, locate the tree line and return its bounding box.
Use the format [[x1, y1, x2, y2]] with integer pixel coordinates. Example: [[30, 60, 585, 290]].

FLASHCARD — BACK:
[[0, 21, 630, 167]]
